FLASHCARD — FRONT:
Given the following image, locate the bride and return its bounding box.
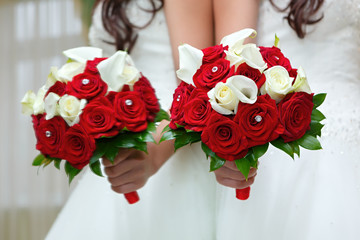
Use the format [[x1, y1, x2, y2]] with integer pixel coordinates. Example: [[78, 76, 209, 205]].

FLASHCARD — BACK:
[[47, 0, 360, 239]]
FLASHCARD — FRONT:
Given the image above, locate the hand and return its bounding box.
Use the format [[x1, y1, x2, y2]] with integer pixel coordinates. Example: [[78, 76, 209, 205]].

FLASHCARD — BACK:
[[214, 161, 257, 189], [102, 148, 155, 194]]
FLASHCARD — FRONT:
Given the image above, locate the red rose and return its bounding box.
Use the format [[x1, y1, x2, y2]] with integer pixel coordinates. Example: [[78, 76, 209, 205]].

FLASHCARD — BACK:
[[45, 81, 66, 97], [60, 124, 96, 170], [260, 46, 292, 72], [80, 97, 121, 139], [236, 63, 266, 89], [183, 89, 212, 132], [66, 72, 107, 100], [201, 112, 248, 161], [134, 76, 160, 122], [169, 81, 194, 129], [34, 115, 68, 158], [193, 58, 235, 91], [202, 44, 228, 64], [113, 91, 148, 132], [278, 92, 314, 142], [235, 94, 284, 148], [85, 58, 107, 74]]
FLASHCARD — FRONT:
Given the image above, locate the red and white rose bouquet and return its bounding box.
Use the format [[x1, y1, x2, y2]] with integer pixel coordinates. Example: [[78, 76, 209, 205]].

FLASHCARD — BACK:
[[21, 47, 169, 204], [162, 29, 326, 200]]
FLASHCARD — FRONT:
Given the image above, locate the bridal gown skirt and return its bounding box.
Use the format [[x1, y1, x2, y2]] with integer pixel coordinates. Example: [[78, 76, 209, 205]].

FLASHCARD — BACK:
[[46, 142, 217, 240]]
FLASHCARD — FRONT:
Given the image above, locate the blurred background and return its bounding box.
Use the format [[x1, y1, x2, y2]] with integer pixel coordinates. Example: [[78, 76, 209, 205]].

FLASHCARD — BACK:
[[0, 0, 96, 239]]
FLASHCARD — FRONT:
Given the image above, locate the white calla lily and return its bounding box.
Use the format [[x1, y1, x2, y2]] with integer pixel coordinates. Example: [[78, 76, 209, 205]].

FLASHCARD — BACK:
[[176, 44, 203, 86], [292, 66, 311, 93], [220, 28, 257, 48], [44, 93, 61, 120], [261, 66, 294, 103], [21, 90, 36, 115], [57, 62, 85, 82], [97, 51, 140, 92], [226, 75, 258, 104], [46, 67, 60, 89], [208, 75, 258, 115], [241, 44, 268, 72], [33, 86, 47, 115], [63, 47, 103, 64], [58, 95, 87, 126]]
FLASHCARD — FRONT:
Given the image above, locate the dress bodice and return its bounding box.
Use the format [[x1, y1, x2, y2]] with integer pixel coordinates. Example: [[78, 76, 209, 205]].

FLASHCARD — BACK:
[[258, 0, 360, 144], [89, 0, 177, 110]]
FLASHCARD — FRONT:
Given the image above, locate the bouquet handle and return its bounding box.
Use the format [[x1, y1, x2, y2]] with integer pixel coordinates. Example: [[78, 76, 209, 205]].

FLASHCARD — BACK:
[[236, 187, 251, 200], [124, 191, 140, 204]]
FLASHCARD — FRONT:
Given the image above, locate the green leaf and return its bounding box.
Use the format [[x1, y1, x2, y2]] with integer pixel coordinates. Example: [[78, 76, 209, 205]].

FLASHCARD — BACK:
[[289, 141, 300, 157], [311, 109, 326, 122], [313, 93, 327, 108], [271, 138, 295, 159], [138, 131, 155, 143], [235, 158, 251, 180], [308, 121, 324, 137], [252, 143, 269, 159], [155, 109, 170, 122], [103, 144, 120, 162], [90, 160, 103, 177], [113, 136, 137, 149], [53, 159, 62, 170], [161, 124, 172, 134], [173, 132, 201, 151], [209, 156, 226, 172], [245, 151, 258, 169], [201, 142, 216, 158], [32, 154, 45, 166], [133, 140, 148, 153], [159, 130, 176, 143], [146, 122, 156, 133], [89, 146, 106, 165], [42, 158, 53, 168], [64, 161, 81, 184], [297, 133, 322, 150]]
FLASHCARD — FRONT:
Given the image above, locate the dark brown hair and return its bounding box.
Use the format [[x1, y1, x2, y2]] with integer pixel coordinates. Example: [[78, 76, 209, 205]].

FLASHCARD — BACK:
[[269, 0, 325, 38], [94, 0, 163, 52]]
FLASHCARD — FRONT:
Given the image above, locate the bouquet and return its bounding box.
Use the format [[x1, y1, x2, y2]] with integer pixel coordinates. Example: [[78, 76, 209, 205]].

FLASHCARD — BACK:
[[162, 29, 326, 200], [21, 47, 169, 204]]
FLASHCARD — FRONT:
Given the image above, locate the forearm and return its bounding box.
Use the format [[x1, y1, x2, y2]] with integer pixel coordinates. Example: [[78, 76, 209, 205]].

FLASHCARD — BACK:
[[164, 0, 214, 70], [213, 0, 260, 43]]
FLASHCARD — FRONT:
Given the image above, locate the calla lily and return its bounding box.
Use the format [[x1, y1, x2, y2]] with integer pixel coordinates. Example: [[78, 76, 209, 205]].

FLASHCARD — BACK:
[[33, 86, 47, 115], [261, 66, 294, 103], [97, 51, 140, 92], [226, 75, 258, 104], [241, 44, 268, 72], [220, 28, 257, 48], [63, 47, 103, 64], [292, 66, 311, 93], [46, 67, 60, 89], [208, 75, 258, 115], [57, 62, 85, 82], [21, 90, 36, 115], [44, 93, 60, 120], [176, 44, 203, 86]]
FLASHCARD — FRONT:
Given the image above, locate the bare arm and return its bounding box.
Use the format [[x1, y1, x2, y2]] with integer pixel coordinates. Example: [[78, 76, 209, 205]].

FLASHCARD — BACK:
[[213, 0, 260, 43], [164, 0, 214, 70]]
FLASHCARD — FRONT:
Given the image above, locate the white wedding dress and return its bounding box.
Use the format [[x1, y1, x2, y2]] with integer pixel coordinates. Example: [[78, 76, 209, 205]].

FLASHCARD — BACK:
[[215, 0, 360, 240], [47, 0, 360, 239]]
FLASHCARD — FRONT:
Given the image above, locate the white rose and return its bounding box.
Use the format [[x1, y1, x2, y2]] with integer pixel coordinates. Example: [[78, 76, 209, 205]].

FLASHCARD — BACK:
[[21, 90, 36, 115], [261, 66, 294, 103], [58, 95, 87, 126], [292, 66, 311, 93], [44, 92, 61, 120], [97, 51, 141, 92], [220, 29, 267, 72], [208, 75, 258, 115], [33, 86, 47, 115], [57, 62, 85, 82], [176, 44, 203, 86], [208, 82, 239, 115]]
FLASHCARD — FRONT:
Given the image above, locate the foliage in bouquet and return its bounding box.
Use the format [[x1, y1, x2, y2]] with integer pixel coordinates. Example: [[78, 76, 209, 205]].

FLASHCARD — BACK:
[[22, 47, 169, 183], [162, 29, 326, 180]]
